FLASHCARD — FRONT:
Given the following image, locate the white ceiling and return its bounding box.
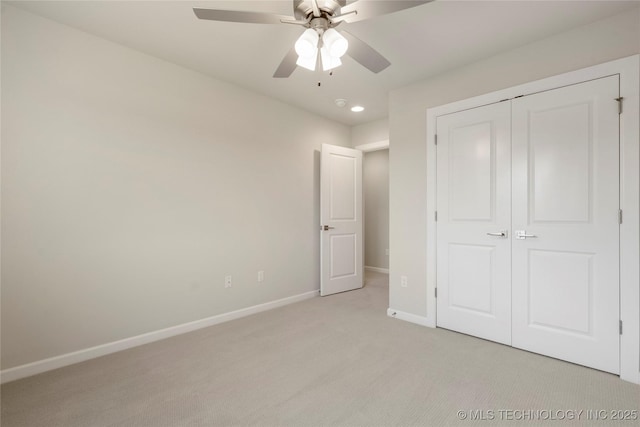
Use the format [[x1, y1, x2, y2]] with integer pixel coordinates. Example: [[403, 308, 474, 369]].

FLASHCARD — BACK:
[[7, 0, 639, 126]]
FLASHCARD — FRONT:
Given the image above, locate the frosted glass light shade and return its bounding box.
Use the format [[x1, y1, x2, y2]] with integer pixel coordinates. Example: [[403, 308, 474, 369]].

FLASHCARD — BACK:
[[320, 45, 342, 71], [295, 29, 319, 58], [296, 54, 317, 71], [322, 28, 348, 58]]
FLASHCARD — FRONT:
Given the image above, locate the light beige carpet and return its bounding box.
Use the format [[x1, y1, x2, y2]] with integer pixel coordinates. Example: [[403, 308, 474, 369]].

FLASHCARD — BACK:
[[2, 271, 639, 426]]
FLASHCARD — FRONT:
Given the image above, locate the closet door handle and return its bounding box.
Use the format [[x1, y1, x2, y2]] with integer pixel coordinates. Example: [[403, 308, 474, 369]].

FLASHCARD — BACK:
[[515, 230, 537, 240], [487, 231, 507, 238]]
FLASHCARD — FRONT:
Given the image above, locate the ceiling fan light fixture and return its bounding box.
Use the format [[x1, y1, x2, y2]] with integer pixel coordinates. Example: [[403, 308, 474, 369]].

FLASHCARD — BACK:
[[320, 45, 342, 71], [322, 28, 348, 58], [194, 0, 430, 79], [295, 28, 319, 58]]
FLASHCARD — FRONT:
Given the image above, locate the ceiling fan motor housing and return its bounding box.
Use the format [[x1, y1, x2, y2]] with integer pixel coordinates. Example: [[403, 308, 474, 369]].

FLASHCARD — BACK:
[[294, 0, 346, 20]]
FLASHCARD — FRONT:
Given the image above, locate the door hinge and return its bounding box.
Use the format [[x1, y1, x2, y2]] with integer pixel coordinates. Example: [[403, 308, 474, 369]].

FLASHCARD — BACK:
[[618, 209, 623, 225], [616, 97, 623, 114], [435, 211, 438, 222], [434, 134, 438, 146], [619, 320, 623, 335], [435, 288, 437, 298]]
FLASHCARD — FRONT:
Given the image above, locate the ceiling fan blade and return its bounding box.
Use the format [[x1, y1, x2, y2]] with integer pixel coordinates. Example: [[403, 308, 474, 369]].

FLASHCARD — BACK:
[[311, 0, 322, 18], [193, 8, 294, 25], [341, 31, 390, 73], [340, 0, 433, 24], [273, 47, 298, 78]]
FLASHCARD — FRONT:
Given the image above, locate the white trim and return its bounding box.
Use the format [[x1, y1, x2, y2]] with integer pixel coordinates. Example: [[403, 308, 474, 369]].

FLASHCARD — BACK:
[[0, 290, 320, 384], [365, 266, 389, 274], [387, 308, 433, 327], [618, 55, 640, 385], [426, 55, 639, 384], [355, 140, 389, 152]]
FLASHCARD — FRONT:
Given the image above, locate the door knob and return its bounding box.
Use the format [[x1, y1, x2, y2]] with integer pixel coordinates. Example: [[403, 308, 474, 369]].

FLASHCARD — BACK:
[[515, 230, 537, 240], [321, 225, 335, 231], [487, 230, 508, 238]]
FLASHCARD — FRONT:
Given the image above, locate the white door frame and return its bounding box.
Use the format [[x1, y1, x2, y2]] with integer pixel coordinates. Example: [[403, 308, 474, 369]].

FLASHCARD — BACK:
[[426, 55, 640, 384]]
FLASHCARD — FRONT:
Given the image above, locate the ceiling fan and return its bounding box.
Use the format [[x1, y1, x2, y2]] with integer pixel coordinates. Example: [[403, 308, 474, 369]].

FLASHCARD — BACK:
[[193, 0, 431, 78]]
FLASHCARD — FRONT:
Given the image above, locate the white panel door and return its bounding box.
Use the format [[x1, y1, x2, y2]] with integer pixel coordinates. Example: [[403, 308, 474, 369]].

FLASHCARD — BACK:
[[320, 144, 363, 296], [511, 76, 620, 373], [436, 102, 512, 345]]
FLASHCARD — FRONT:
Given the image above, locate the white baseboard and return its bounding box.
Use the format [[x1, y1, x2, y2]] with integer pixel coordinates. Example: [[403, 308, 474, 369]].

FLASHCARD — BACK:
[[387, 308, 435, 328], [1, 290, 319, 384], [365, 266, 389, 274]]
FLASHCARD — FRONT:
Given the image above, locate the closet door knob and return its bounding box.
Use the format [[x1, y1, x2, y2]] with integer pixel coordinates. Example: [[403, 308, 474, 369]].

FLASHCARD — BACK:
[[515, 230, 537, 240]]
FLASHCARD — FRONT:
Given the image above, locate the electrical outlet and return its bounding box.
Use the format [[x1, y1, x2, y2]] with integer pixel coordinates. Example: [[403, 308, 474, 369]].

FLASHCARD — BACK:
[[257, 270, 264, 282], [400, 275, 408, 287], [225, 275, 232, 288]]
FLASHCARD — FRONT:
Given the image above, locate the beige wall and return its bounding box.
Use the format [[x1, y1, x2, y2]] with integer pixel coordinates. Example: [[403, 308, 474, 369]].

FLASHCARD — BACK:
[[363, 150, 389, 270], [353, 119, 390, 271], [0, 6, 350, 369], [352, 118, 389, 147], [388, 9, 640, 316]]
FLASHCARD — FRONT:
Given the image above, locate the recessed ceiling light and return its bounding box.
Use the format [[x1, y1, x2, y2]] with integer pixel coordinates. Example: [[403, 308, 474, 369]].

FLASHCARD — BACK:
[[351, 106, 365, 112], [335, 99, 347, 108]]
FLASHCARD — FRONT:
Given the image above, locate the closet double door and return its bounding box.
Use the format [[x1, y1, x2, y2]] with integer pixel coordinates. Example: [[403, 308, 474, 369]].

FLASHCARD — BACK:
[[435, 76, 620, 374]]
